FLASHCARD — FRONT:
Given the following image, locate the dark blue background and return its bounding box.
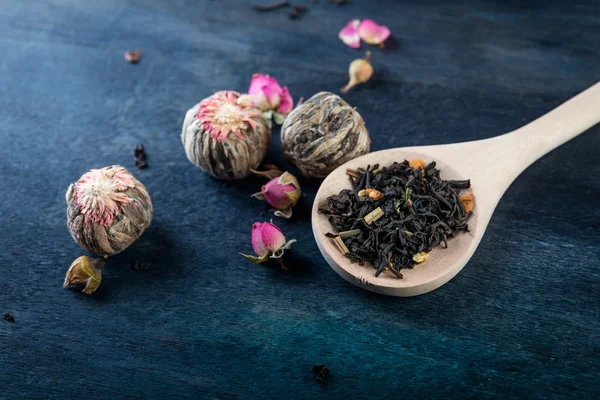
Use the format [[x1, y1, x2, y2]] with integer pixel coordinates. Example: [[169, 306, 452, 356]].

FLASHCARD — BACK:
[[1, 0, 599, 398]]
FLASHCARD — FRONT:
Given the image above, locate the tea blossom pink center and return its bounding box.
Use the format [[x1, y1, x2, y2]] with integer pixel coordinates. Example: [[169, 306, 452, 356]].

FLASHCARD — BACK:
[[197, 91, 261, 141], [74, 166, 135, 227]]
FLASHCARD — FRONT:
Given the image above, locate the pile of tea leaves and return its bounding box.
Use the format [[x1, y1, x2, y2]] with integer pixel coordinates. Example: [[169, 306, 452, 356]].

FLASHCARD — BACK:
[[319, 160, 474, 278]]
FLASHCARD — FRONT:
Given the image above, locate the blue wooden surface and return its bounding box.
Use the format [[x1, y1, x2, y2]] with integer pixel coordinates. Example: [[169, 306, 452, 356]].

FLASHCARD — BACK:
[[0, 0, 599, 398]]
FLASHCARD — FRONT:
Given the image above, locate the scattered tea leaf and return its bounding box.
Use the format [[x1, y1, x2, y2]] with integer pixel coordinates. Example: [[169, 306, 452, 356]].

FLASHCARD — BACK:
[[252, 1, 290, 11], [133, 260, 150, 272], [134, 144, 148, 169], [288, 5, 307, 19], [311, 364, 331, 385]]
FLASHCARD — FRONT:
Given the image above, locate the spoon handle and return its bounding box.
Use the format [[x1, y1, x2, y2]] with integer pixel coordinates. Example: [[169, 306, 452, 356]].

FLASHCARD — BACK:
[[498, 81, 600, 177], [445, 82, 600, 217]]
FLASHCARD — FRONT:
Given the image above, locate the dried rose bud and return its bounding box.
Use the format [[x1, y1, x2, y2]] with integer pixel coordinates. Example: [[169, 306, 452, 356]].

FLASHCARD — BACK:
[[240, 221, 296, 268], [181, 91, 271, 180], [252, 172, 301, 218], [238, 75, 294, 128], [247, 74, 294, 124], [63, 256, 106, 295]]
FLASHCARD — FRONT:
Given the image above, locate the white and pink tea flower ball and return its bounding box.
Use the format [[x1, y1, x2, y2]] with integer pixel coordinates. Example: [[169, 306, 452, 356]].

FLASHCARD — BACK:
[[181, 90, 271, 180], [66, 165, 153, 256]]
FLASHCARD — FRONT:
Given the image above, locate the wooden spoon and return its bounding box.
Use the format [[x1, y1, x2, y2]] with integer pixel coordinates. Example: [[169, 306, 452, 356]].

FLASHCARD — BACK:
[[312, 82, 600, 296]]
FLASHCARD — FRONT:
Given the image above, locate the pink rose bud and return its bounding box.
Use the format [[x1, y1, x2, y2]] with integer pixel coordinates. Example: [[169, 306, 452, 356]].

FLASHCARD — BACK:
[[251, 222, 270, 258], [249, 74, 282, 109], [277, 86, 294, 114], [240, 221, 297, 268], [248, 74, 294, 125], [252, 172, 301, 219], [256, 222, 287, 253]]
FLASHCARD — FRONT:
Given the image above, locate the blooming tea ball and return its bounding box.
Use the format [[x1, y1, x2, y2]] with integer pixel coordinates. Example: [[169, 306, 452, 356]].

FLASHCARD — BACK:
[[280, 92, 370, 178], [66, 165, 152, 257], [182, 90, 271, 180]]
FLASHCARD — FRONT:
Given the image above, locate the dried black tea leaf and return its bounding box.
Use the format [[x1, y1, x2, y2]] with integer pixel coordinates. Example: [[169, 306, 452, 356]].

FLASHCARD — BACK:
[[133, 260, 150, 272], [252, 1, 290, 11], [320, 160, 474, 278], [311, 364, 331, 385], [134, 144, 148, 169]]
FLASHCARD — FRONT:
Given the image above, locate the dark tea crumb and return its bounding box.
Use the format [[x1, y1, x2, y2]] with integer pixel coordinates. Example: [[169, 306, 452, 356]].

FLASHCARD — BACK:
[[3, 312, 15, 322], [124, 50, 142, 64], [252, 1, 289, 11], [288, 6, 307, 19], [134, 144, 145, 158], [311, 364, 330, 385], [133, 260, 150, 272], [320, 160, 474, 278], [134, 144, 148, 169], [135, 159, 147, 169]]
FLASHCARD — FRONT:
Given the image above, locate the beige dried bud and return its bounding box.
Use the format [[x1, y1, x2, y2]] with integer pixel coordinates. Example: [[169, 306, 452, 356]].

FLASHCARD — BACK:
[[63, 256, 106, 295], [341, 51, 373, 93], [181, 91, 271, 180]]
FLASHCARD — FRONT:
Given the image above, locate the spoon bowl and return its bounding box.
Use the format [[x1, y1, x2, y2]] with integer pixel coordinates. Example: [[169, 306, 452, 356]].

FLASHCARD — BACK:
[[312, 82, 600, 296]]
